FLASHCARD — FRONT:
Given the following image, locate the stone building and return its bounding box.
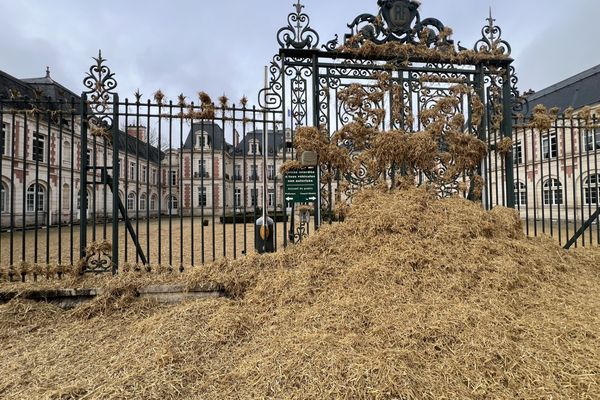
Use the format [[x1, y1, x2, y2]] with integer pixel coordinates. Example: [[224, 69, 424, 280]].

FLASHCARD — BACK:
[[0, 68, 294, 228], [489, 64, 600, 226]]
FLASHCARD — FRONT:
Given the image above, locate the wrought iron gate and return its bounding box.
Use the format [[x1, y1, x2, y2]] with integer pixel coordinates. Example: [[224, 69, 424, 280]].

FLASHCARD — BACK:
[[259, 0, 524, 226]]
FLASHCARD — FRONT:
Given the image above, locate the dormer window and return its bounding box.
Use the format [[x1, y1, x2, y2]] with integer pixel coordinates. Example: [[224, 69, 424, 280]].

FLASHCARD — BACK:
[[196, 132, 210, 148], [250, 142, 261, 155]]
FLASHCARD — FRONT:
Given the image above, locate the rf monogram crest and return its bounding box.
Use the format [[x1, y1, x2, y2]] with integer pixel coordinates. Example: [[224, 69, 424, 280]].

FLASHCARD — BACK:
[[378, 0, 419, 33]]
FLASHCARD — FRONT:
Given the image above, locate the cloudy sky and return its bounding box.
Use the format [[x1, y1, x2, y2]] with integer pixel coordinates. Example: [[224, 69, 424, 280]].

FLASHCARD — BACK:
[[1, 0, 599, 106]]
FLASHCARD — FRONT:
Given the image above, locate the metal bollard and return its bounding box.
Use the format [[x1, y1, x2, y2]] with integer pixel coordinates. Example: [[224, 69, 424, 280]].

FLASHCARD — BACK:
[[255, 216, 275, 254]]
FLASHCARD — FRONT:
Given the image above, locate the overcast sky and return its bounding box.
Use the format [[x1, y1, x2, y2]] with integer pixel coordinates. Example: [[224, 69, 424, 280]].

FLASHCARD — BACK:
[[1, 0, 599, 106]]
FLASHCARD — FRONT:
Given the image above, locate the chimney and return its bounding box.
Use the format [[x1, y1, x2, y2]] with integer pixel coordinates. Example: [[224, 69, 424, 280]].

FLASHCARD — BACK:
[[126, 125, 147, 141]]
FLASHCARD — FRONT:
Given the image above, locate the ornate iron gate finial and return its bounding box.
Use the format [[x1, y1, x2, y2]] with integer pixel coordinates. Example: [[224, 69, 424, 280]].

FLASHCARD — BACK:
[[474, 8, 511, 56], [277, 1, 320, 49], [83, 49, 118, 129]]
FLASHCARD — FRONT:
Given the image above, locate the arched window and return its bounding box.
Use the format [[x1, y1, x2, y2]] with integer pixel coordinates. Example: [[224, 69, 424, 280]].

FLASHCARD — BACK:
[[584, 174, 599, 205], [514, 181, 527, 207], [127, 193, 136, 211], [26, 183, 46, 212], [150, 194, 157, 210], [139, 193, 147, 211], [543, 178, 563, 206], [0, 182, 8, 212], [62, 184, 70, 210], [63, 141, 71, 165]]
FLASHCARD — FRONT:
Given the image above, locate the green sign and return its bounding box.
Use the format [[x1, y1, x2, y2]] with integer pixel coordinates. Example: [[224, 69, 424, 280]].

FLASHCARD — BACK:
[[284, 167, 318, 203]]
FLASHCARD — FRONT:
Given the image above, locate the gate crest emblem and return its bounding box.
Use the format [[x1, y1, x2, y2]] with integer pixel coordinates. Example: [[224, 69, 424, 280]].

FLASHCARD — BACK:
[[335, 0, 450, 49], [379, 0, 418, 34]]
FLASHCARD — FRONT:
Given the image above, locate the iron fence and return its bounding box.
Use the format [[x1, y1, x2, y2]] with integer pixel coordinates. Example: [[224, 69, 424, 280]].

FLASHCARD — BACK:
[[486, 115, 600, 248], [0, 91, 295, 278]]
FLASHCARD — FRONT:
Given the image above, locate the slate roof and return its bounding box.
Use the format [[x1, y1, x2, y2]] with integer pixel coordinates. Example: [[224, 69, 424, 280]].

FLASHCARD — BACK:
[[114, 131, 163, 164], [526, 64, 600, 115], [0, 69, 80, 113], [181, 121, 290, 157], [0, 70, 37, 102], [234, 130, 286, 156], [22, 73, 79, 103], [0, 68, 163, 163], [182, 122, 234, 153]]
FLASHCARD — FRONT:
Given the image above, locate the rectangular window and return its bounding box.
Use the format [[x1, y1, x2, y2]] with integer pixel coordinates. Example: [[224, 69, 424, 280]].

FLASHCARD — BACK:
[[198, 160, 208, 178], [1, 185, 7, 212], [513, 141, 523, 165], [127, 194, 135, 211], [585, 187, 599, 205], [118, 159, 123, 178], [26, 193, 35, 212], [32, 133, 45, 162], [170, 170, 177, 186], [26, 190, 45, 212], [129, 162, 135, 180], [268, 189, 275, 207], [514, 183, 527, 207], [62, 186, 70, 210], [585, 129, 600, 151], [250, 188, 258, 207], [1, 122, 8, 156], [234, 188, 242, 207], [199, 187, 207, 207], [151, 169, 157, 185], [267, 165, 275, 180], [543, 182, 563, 205], [234, 164, 241, 181], [142, 166, 147, 183], [250, 165, 259, 180], [542, 133, 558, 159]]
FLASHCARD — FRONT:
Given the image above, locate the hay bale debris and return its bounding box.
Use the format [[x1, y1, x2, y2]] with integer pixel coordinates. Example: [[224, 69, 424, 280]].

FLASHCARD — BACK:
[[0, 186, 599, 399]]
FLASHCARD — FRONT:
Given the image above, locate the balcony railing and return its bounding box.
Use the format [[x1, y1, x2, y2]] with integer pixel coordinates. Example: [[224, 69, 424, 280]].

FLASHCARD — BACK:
[[249, 174, 260, 181], [194, 171, 210, 178]]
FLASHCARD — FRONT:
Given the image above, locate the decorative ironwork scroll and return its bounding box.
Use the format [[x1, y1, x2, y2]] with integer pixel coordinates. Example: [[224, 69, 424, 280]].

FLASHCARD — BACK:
[[258, 54, 284, 110], [78, 241, 112, 274], [277, 1, 320, 50], [83, 50, 117, 130], [509, 66, 529, 116], [337, 0, 452, 49]]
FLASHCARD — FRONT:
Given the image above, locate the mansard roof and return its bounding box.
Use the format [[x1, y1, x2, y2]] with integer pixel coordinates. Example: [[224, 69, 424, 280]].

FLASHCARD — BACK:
[[526, 64, 600, 115], [182, 122, 234, 153], [234, 129, 287, 156]]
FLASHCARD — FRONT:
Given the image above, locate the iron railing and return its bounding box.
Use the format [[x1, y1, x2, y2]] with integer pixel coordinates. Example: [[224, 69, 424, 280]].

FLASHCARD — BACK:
[[487, 115, 600, 248]]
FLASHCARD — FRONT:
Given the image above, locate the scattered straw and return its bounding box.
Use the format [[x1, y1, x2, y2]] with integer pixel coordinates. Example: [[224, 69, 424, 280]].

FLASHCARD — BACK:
[[1, 186, 598, 399]]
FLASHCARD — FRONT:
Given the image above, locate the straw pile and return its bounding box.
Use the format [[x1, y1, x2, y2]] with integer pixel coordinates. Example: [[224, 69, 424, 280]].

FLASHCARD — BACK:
[[0, 186, 599, 399]]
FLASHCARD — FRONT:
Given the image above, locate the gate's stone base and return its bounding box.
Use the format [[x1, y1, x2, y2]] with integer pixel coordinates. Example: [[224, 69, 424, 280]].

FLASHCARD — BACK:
[[0, 285, 223, 309]]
